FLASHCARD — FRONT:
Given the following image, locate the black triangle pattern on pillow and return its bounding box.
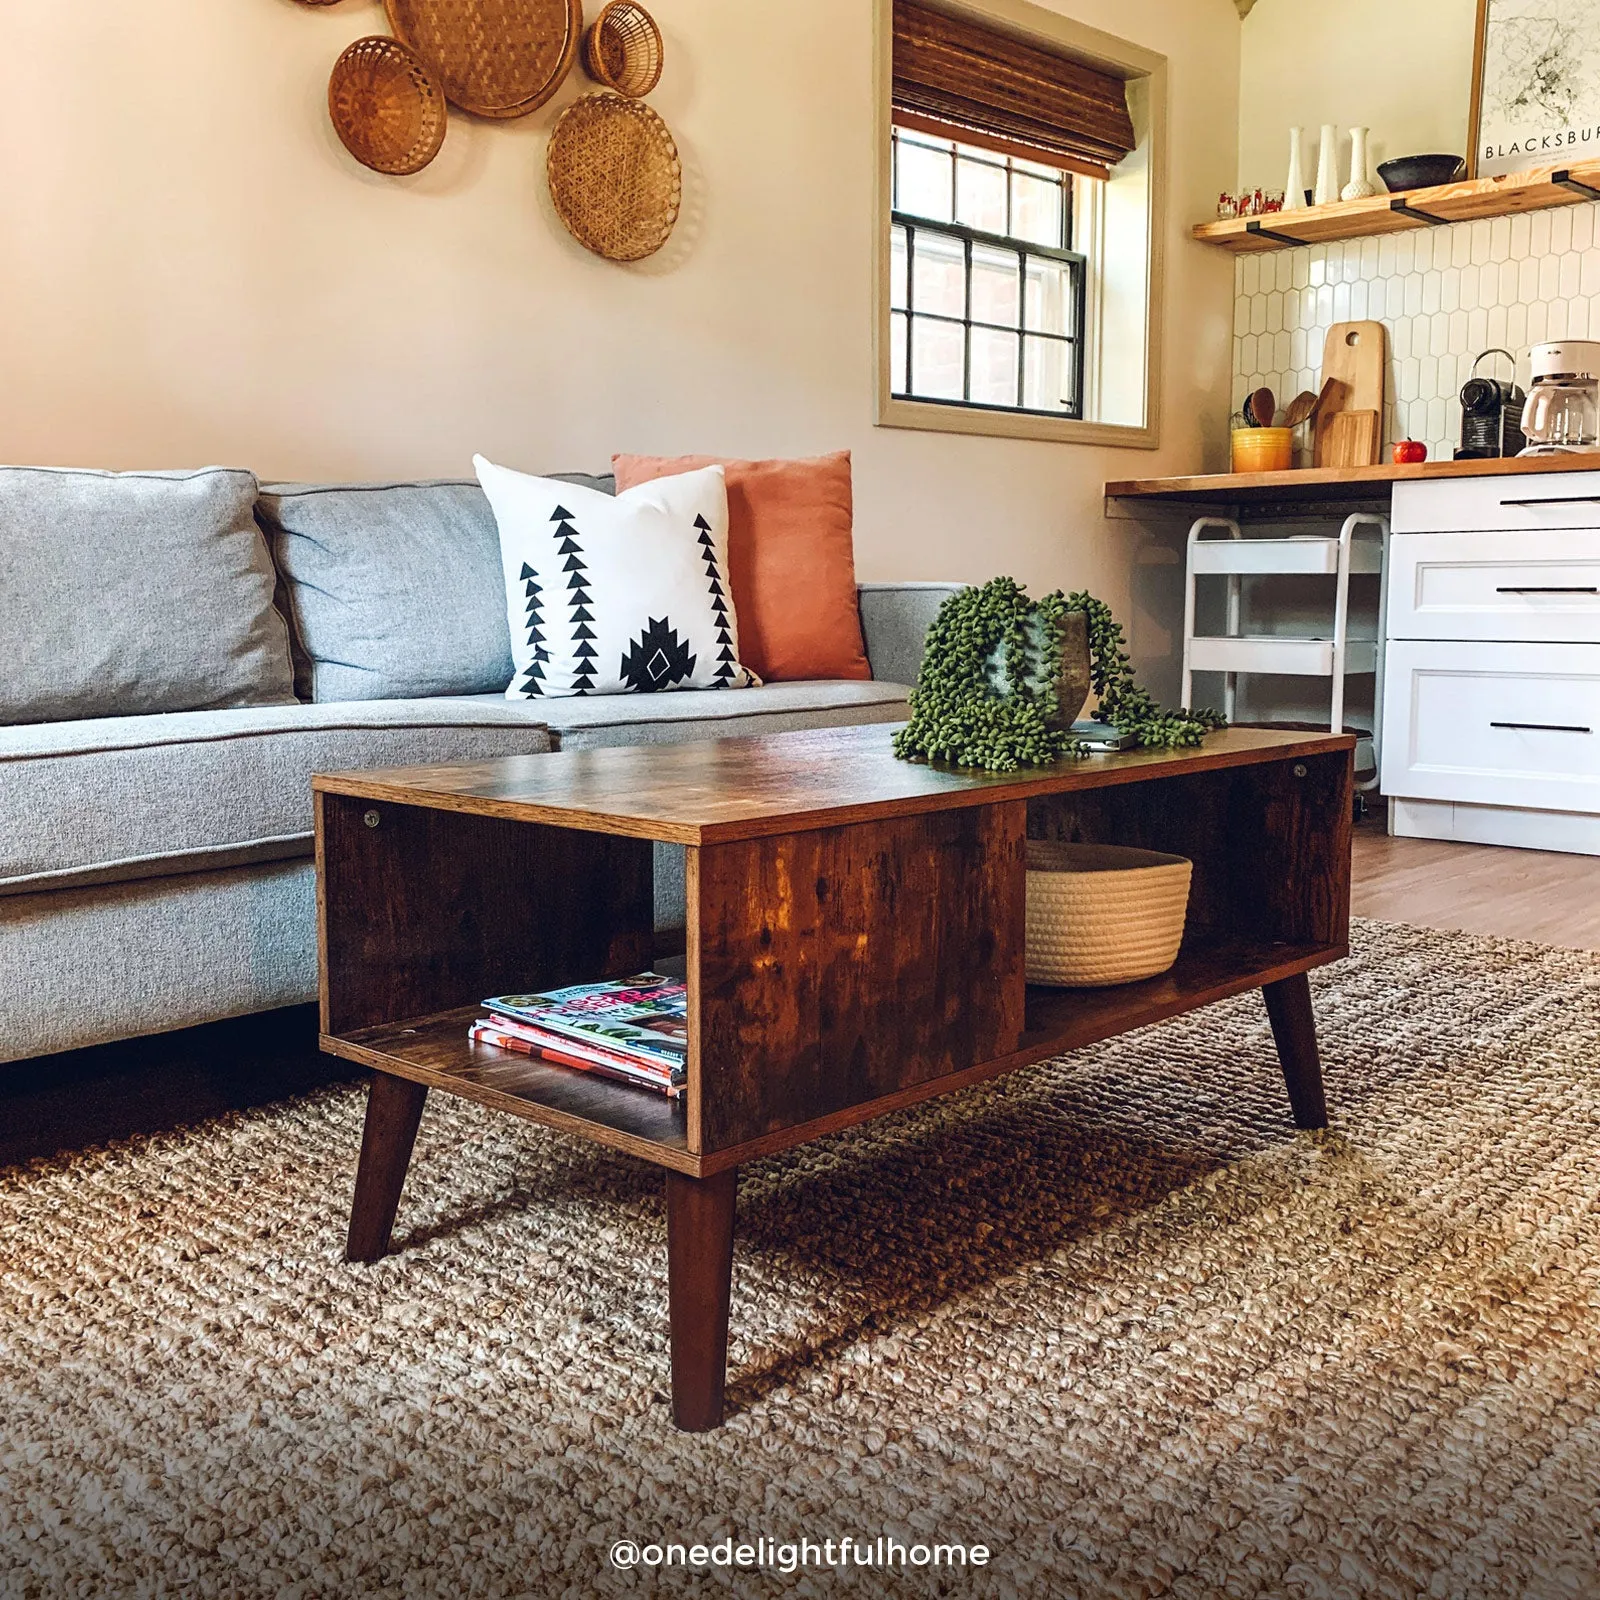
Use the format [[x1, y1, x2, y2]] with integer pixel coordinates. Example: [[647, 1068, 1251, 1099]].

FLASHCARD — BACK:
[[517, 561, 547, 696], [619, 616, 697, 693], [552, 504, 597, 696], [695, 513, 740, 688]]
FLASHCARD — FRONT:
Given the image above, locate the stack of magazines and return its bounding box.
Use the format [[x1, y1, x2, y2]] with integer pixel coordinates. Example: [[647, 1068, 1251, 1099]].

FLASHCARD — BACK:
[[470, 972, 687, 1099]]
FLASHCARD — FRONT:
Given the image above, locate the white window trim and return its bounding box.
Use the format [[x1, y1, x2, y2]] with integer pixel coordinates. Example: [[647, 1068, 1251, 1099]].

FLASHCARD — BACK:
[[872, 0, 1168, 449]]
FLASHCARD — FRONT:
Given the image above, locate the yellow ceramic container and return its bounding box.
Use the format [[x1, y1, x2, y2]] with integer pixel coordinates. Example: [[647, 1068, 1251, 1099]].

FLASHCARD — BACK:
[[1230, 426, 1294, 473]]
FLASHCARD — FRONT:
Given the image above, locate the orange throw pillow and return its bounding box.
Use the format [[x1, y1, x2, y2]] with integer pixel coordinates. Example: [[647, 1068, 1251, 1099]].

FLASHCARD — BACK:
[[611, 451, 872, 682]]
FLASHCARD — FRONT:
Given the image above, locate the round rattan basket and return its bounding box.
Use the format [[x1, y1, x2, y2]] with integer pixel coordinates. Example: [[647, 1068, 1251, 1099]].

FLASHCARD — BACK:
[[1025, 841, 1192, 988], [546, 92, 682, 261], [385, 0, 580, 119], [328, 36, 448, 176], [582, 0, 664, 98]]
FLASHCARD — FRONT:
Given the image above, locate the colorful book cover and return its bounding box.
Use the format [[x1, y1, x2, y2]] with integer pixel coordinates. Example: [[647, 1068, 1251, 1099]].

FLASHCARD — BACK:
[[482, 973, 687, 1071], [469, 1022, 684, 1099], [475, 1012, 683, 1085]]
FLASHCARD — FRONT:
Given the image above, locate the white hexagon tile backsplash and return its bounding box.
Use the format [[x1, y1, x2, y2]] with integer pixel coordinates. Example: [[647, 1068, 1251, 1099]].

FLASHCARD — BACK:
[[1233, 202, 1600, 464]]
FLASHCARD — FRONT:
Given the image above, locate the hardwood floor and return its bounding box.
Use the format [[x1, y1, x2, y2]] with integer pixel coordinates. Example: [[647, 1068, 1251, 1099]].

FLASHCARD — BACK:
[[1353, 808, 1600, 951]]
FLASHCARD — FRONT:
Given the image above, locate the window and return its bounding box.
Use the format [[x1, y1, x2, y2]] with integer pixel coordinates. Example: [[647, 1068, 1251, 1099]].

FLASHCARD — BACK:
[[889, 128, 1087, 417], [875, 0, 1167, 447]]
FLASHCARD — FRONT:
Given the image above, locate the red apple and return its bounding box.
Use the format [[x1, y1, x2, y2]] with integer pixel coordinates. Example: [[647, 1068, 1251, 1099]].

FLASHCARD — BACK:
[[1393, 440, 1428, 464]]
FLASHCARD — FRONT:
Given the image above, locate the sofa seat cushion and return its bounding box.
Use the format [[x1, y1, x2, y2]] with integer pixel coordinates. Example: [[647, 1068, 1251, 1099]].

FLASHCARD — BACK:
[[453, 678, 910, 749], [0, 700, 552, 896]]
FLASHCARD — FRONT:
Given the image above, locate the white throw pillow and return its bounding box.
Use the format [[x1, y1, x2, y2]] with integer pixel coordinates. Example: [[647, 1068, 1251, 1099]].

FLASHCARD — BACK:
[[474, 456, 759, 699]]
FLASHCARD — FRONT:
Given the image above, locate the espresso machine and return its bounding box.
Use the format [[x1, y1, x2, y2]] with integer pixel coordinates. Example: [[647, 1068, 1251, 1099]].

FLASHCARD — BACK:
[[1455, 348, 1526, 459]]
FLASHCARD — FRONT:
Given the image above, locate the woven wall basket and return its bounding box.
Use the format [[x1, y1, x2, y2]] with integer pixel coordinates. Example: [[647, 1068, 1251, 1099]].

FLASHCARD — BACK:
[[328, 37, 448, 176], [582, 1, 664, 98], [1025, 841, 1192, 987], [385, 0, 580, 118], [547, 92, 682, 261]]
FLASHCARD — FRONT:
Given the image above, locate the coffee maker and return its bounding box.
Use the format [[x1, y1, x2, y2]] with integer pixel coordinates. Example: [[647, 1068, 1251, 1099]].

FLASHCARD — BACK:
[[1455, 348, 1526, 459], [1519, 339, 1600, 455]]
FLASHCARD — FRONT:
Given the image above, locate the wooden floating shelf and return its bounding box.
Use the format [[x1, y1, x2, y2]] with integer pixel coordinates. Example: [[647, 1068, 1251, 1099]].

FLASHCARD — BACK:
[[1193, 161, 1600, 253]]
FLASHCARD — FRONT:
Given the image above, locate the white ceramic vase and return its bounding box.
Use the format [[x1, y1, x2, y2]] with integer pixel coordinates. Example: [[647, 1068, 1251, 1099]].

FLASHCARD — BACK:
[[1342, 126, 1377, 201], [1284, 127, 1305, 211], [1313, 123, 1340, 207]]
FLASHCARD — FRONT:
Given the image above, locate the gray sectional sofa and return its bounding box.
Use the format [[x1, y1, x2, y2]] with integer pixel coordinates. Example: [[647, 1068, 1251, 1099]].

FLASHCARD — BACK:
[[0, 466, 954, 1065]]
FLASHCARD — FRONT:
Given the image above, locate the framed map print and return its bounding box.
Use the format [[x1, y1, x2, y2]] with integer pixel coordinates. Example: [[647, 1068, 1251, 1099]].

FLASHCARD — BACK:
[[1470, 0, 1600, 177]]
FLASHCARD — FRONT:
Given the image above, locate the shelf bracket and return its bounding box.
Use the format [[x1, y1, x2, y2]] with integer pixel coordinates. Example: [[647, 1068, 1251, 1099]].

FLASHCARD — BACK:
[[1553, 169, 1600, 202], [1245, 219, 1307, 247], [1389, 197, 1450, 225]]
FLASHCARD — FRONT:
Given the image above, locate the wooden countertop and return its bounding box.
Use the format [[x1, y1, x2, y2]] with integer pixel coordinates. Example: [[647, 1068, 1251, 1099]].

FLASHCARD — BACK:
[[1106, 452, 1600, 505]]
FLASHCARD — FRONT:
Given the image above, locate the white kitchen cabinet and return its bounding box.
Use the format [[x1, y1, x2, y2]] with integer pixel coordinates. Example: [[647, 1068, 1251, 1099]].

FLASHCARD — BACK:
[[1382, 474, 1600, 855]]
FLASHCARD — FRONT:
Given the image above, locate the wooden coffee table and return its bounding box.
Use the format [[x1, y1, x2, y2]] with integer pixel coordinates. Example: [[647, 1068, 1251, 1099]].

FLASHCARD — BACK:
[[315, 724, 1353, 1430]]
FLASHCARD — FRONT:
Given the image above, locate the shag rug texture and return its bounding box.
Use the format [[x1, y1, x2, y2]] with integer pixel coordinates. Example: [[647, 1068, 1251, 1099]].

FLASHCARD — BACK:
[[2, 920, 1599, 1600]]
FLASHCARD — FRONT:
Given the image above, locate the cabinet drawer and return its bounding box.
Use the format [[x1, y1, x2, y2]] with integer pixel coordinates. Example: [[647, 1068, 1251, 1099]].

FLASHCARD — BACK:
[[1380, 640, 1600, 814], [1393, 472, 1600, 534], [1388, 529, 1600, 642]]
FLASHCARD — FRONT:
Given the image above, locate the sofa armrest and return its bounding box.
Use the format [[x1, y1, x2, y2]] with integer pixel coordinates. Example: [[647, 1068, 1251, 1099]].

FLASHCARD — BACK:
[[856, 582, 964, 686]]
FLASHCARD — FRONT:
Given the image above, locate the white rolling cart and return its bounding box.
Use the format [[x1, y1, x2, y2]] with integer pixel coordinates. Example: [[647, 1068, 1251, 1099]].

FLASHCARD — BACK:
[[1180, 512, 1390, 791]]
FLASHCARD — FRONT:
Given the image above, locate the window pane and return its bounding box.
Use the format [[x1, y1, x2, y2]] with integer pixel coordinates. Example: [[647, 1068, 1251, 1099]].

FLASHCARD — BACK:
[[1011, 172, 1063, 247], [890, 311, 908, 395], [1024, 257, 1074, 336], [971, 243, 1021, 328], [911, 231, 965, 317], [970, 327, 1019, 407], [890, 226, 908, 312], [911, 315, 965, 401], [895, 137, 954, 222], [1023, 336, 1074, 412], [956, 156, 1007, 234]]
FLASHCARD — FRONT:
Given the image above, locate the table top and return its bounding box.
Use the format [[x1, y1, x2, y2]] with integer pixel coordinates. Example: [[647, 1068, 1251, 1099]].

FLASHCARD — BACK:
[[1105, 452, 1600, 506], [314, 723, 1353, 845]]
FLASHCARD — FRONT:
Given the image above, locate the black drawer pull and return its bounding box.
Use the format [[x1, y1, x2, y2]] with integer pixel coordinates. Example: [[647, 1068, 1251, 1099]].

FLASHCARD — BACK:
[[1499, 496, 1600, 507], [1494, 585, 1600, 593], [1489, 720, 1592, 734]]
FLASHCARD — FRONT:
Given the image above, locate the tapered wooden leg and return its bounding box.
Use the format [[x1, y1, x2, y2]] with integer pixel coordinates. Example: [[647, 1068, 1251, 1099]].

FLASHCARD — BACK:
[[1263, 972, 1329, 1130], [666, 1167, 737, 1431], [346, 1072, 429, 1262]]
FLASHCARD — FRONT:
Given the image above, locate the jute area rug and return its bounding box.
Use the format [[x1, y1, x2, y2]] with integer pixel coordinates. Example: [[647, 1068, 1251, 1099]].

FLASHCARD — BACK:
[[2, 920, 1598, 1600]]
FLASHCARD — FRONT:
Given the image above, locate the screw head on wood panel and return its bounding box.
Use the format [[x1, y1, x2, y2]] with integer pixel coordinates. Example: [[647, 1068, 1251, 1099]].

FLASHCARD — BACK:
[[364, 809, 381, 828], [1293, 764, 1308, 778]]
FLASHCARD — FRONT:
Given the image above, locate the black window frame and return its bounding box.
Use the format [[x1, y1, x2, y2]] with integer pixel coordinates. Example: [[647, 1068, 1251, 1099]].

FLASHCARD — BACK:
[[889, 128, 1088, 421]]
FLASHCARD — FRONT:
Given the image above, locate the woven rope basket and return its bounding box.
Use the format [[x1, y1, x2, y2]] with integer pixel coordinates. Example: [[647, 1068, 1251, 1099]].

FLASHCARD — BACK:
[[582, 1, 664, 98], [1025, 841, 1192, 988], [328, 37, 448, 177], [385, 0, 579, 118], [547, 93, 682, 261]]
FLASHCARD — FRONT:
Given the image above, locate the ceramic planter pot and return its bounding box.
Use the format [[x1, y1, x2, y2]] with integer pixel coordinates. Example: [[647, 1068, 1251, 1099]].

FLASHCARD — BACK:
[[981, 608, 1092, 730]]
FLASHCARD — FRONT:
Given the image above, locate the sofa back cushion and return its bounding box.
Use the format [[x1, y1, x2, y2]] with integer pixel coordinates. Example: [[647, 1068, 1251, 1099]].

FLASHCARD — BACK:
[[0, 465, 293, 726], [259, 475, 614, 701]]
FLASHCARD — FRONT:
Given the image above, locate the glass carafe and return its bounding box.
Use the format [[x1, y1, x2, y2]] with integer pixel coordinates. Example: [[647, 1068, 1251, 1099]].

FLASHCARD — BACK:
[[1522, 373, 1600, 449]]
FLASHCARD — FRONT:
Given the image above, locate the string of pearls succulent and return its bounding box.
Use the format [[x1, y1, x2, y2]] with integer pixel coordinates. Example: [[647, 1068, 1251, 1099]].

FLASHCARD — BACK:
[[893, 578, 1225, 772]]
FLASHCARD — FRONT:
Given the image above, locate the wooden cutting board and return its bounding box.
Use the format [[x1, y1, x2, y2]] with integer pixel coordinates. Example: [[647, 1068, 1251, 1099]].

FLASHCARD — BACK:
[[1314, 321, 1387, 467]]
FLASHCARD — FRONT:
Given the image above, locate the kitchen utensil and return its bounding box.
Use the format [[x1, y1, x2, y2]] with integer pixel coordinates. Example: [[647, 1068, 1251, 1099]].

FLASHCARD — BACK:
[[1376, 154, 1466, 192], [1245, 386, 1276, 428], [1282, 389, 1320, 428], [1230, 427, 1293, 474], [1519, 340, 1600, 455], [327, 36, 448, 176], [546, 92, 682, 261], [1457, 348, 1527, 458], [385, 0, 580, 118], [1322, 410, 1379, 469], [1313, 322, 1386, 467]]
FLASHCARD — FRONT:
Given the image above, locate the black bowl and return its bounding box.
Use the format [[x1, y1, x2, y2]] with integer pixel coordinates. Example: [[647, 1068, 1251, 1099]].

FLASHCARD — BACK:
[[1377, 155, 1467, 193]]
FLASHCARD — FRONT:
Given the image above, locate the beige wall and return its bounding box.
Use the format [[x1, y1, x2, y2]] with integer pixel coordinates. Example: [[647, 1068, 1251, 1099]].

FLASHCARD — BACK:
[[1, 0, 1239, 663], [1238, 0, 1477, 195]]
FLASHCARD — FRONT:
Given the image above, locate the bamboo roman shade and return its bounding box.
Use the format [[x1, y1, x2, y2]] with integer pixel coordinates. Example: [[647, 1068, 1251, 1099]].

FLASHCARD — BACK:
[[891, 1, 1136, 179]]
